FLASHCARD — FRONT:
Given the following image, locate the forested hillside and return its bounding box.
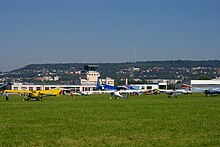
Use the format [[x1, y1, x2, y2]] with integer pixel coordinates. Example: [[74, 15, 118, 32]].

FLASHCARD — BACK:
[[2, 60, 220, 85]]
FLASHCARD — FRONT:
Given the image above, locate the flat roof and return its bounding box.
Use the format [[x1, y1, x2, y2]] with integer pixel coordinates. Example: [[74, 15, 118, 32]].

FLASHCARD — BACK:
[[191, 80, 220, 85]]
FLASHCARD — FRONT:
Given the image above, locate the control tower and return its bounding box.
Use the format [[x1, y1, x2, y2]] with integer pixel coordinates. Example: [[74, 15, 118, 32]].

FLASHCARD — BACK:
[[75, 64, 114, 86], [80, 65, 100, 85], [75, 64, 99, 85]]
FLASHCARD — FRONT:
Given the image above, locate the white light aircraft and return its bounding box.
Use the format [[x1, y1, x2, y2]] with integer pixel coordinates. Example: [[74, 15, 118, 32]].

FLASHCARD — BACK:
[[160, 88, 192, 98], [82, 76, 147, 99]]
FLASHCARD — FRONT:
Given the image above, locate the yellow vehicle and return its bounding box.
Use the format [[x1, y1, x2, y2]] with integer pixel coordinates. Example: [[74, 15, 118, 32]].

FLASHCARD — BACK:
[[4, 89, 62, 101]]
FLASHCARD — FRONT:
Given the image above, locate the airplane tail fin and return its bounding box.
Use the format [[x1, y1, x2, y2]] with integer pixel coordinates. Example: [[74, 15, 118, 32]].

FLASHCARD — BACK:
[[180, 84, 192, 89], [0, 82, 9, 89], [96, 76, 103, 90]]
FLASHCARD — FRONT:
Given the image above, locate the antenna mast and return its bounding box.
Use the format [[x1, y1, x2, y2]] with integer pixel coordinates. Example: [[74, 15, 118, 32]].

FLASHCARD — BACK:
[[134, 37, 137, 62]]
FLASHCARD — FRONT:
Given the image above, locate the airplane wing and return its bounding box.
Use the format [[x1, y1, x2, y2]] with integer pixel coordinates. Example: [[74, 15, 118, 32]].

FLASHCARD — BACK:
[[4, 90, 32, 94], [80, 90, 116, 95], [79, 88, 151, 97], [36, 90, 62, 96], [159, 89, 173, 94]]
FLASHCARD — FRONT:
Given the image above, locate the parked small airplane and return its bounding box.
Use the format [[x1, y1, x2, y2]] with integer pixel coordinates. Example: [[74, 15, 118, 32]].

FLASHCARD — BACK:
[[96, 76, 134, 91], [99, 76, 153, 98], [76, 76, 141, 99], [4, 89, 62, 101], [59, 88, 93, 96], [204, 88, 220, 96], [159, 83, 192, 98], [160, 89, 192, 98]]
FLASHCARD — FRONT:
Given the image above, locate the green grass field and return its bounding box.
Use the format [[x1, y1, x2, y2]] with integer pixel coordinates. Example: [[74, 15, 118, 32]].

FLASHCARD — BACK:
[[1, 93, 220, 146]]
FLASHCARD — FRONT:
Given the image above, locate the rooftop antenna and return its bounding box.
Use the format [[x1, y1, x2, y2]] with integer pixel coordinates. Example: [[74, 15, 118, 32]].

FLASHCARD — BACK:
[[134, 37, 137, 63]]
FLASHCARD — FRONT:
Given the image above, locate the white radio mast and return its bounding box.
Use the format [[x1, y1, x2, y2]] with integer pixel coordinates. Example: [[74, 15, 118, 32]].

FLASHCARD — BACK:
[[134, 37, 137, 63]]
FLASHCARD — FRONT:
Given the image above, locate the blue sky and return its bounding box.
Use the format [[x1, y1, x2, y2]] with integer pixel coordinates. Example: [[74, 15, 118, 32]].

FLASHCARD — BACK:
[[0, 0, 220, 71]]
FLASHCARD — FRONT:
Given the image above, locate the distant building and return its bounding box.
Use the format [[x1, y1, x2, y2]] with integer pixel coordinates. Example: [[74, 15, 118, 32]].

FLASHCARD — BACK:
[[145, 79, 182, 85], [130, 82, 167, 90], [130, 84, 159, 90], [0, 79, 4, 84], [53, 76, 60, 81], [35, 76, 60, 81], [131, 67, 140, 72]]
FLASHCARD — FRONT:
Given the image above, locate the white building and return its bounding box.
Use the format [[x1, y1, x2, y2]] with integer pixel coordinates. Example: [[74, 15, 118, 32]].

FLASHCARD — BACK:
[[145, 79, 182, 85], [10, 83, 96, 92], [130, 82, 167, 91], [191, 78, 220, 92]]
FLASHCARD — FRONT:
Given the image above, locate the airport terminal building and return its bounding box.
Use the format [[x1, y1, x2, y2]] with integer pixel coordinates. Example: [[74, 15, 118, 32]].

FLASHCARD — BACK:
[[9, 83, 95, 92]]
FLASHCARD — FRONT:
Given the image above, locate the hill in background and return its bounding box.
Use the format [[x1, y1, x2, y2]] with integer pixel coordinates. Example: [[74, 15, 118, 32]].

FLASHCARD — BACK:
[[2, 60, 220, 85]]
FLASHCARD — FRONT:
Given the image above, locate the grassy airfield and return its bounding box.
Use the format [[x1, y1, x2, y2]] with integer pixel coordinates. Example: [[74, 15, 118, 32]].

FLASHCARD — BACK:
[[0, 93, 220, 146]]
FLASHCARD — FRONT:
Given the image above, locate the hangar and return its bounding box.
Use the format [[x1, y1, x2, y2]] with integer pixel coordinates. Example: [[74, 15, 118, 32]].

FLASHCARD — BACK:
[[130, 82, 167, 91], [191, 78, 220, 92]]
